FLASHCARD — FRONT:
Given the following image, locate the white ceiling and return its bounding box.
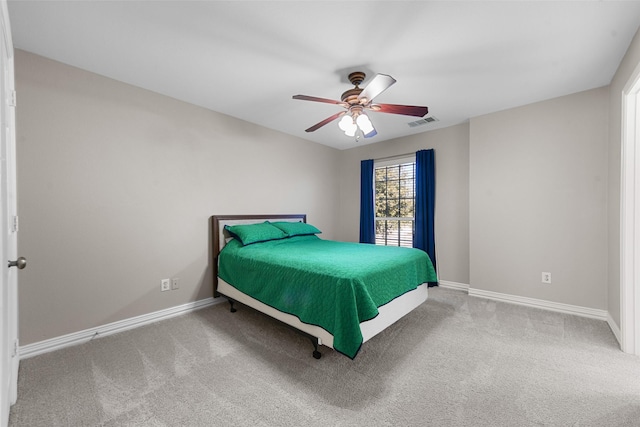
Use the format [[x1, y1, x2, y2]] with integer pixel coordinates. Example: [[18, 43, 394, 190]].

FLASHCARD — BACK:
[[8, 1, 640, 150]]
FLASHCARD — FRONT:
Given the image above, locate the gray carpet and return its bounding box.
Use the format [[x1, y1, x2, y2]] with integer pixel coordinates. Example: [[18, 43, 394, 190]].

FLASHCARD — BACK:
[[9, 287, 640, 426]]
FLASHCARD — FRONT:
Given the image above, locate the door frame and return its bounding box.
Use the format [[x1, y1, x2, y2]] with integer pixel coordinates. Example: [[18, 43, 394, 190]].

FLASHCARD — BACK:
[[620, 60, 640, 356], [0, 1, 16, 425]]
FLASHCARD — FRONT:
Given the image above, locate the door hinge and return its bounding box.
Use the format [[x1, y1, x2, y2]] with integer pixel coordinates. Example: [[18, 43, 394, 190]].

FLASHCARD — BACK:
[[11, 215, 18, 233], [9, 90, 16, 107], [12, 340, 17, 358]]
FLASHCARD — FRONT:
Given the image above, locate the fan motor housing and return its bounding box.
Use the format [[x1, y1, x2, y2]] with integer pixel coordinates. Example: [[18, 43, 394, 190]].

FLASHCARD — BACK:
[[341, 88, 362, 103], [348, 71, 366, 86], [341, 71, 367, 103]]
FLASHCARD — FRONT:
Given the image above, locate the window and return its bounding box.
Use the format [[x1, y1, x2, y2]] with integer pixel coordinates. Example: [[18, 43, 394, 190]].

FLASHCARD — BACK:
[[374, 157, 416, 247]]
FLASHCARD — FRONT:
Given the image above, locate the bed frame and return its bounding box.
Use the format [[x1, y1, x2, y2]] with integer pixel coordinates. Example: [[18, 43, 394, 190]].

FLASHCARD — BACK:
[[211, 214, 429, 359]]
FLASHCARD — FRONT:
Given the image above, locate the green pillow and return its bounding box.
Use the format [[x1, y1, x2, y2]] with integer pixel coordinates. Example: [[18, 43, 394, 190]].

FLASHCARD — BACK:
[[269, 221, 322, 237], [225, 222, 287, 245]]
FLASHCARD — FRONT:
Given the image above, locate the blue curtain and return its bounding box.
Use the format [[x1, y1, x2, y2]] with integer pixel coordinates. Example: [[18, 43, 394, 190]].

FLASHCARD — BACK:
[[414, 149, 438, 286], [359, 159, 375, 244]]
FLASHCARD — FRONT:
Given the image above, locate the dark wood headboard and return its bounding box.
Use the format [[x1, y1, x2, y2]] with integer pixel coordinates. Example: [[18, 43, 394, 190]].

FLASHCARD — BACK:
[[210, 214, 307, 296]]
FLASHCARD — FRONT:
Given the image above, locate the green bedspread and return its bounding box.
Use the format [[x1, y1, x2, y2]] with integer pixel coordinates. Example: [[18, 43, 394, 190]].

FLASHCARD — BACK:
[[218, 235, 437, 358]]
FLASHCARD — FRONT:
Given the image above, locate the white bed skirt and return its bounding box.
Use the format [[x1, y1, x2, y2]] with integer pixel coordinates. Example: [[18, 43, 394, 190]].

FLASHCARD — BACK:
[[217, 279, 429, 350]]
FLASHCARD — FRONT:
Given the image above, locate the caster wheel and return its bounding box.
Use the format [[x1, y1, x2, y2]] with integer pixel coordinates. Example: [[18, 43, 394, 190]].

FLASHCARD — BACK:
[[313, 350, 322, 359]]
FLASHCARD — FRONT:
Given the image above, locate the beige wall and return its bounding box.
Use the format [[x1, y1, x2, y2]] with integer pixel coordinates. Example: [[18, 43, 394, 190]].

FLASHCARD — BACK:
[[338, 124, 470, 285], [469, 87, 609, 309], [608, 29, 640, 327], [15, 50, 341, 345]]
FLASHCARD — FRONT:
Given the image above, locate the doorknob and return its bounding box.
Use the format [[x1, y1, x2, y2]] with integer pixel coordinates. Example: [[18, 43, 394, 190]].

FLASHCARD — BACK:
[[8, 257, 26, 270]]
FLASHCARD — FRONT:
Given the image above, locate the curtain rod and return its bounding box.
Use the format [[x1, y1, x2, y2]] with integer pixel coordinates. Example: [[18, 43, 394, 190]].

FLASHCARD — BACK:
[[374, 152, 416, 162]]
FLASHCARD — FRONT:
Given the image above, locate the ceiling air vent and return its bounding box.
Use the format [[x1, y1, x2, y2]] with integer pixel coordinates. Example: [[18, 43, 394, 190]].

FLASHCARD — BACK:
[[407, 116, 438, 128]]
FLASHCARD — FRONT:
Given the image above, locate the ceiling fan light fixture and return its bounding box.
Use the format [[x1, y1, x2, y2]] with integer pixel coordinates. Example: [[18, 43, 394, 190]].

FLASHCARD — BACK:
[[344, 123, 357, 137], [338, 114, 358, 136], [338, 115, 354, 131], [363, 128, 378, 138], [356, 113, 374, 134]]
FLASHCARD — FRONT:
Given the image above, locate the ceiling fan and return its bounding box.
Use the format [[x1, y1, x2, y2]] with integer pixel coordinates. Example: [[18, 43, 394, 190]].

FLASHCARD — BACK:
[[293, 71, 428, 139]]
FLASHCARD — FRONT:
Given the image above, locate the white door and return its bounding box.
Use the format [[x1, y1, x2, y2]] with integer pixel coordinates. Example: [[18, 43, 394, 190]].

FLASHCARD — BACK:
[[0, 2, 18, 425]]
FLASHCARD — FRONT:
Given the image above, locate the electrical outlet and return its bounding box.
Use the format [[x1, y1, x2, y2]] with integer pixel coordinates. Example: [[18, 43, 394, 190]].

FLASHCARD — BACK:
[[171, 278, 180, 290], [161, 279, 171, 292], [542, 272, 552, 284]]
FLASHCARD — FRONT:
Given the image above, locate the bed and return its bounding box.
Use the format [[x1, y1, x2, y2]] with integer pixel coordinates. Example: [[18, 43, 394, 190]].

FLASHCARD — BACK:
[[211, 214, 437, 359]]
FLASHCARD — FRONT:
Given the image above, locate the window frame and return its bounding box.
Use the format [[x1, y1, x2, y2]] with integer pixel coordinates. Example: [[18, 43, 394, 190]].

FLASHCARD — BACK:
[[373, 154, 416, 248]]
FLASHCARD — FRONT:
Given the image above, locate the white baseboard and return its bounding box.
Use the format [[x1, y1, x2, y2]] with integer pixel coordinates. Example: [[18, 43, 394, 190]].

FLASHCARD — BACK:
[[19, 286, 620, 359], [606, 312, 622, 346], [438, 280, 470, 291], [19, 297, 221, 360], [468, 288, 608, 321]]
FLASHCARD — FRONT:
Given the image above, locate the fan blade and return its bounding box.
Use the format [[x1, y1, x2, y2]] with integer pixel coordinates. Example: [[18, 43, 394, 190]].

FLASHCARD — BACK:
[[358, 74, 396, 103], [371, 103, 428, 117], [293, 95, 348, 107], [304, 111, 347, 132]]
